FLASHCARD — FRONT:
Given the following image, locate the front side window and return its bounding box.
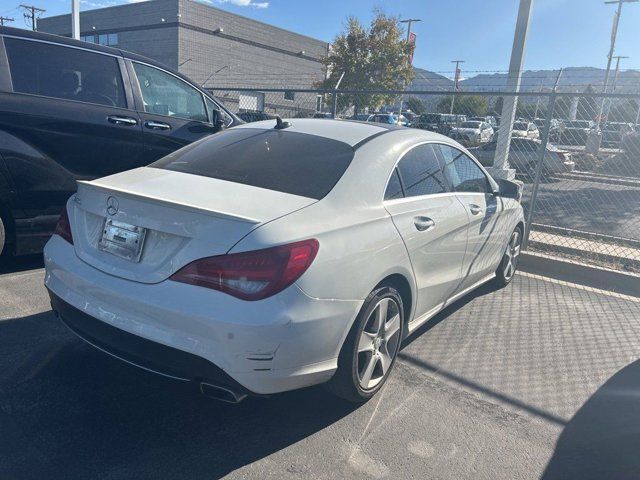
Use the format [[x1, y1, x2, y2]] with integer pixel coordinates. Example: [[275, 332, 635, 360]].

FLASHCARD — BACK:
[[439, 145, 491, 194], [204, 96, 232, 126], [397, 144, 448, 198], [5, 38, 126, 108], [133, 62, 207, 122]]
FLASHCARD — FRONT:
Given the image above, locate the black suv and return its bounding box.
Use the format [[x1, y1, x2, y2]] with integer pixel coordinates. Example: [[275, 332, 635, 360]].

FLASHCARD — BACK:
[[0, 27, 240, 257], [412, 113, 462, 135]]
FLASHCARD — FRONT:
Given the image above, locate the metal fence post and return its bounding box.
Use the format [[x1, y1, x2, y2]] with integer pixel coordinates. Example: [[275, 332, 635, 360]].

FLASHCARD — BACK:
[[331, 90, 338, 119], [523, 92, 556, 250]]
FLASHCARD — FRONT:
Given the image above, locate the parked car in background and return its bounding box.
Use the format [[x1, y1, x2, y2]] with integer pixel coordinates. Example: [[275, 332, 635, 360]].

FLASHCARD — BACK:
[[601, 122, 635, 149], [313, 112, 333, 119], [512, 121, 540, 139], [45, 118, 525, 404], [367, 113, 409, 126], [237, 111, 274, 123], [449, 121, 494, 146], [350, 113, 371, 121], [412, 113, 462, 135], [469, 116, 498, 128], [470, 138, 575, 175], [534, 118, 563, 141], [558, 119, 595, 146], [0, 26, 239, 258]]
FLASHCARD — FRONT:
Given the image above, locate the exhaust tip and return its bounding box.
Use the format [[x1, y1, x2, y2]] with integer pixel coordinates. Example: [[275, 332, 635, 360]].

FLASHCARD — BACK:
[[199, 382, 247, 404]]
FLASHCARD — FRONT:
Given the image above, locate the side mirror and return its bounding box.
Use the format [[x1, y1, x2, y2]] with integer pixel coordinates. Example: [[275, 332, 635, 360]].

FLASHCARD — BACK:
[[495, 178, 522, 202], [210, 109, 226, 133]]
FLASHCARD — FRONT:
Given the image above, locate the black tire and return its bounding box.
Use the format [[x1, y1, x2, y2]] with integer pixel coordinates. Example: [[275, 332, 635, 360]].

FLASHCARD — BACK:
[[325, 286, 404, 403], [0, 216, 5, 257], [493, 225, 523, 288]]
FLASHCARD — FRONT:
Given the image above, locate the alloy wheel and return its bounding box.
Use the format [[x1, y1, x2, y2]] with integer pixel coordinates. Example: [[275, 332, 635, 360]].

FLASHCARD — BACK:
[[503, 229, 522, 281], [356, 297, 402, 390]]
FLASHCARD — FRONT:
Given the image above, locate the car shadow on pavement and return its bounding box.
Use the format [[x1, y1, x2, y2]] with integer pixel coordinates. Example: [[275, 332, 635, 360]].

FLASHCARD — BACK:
[[541, 358, 640, 480], [0, 310, 358, 480], [0, 254, 44, 275]]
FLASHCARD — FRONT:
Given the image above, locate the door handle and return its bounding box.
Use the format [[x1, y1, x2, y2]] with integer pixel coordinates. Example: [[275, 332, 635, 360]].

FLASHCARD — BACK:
[[107, 115, 137, 126], [469, 204, 483, 215], [414, 216, 435, 232], [144, 121, 171, 131]]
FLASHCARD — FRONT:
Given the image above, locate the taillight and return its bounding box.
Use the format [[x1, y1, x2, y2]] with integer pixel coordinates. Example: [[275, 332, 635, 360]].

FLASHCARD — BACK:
[[169, 239, 319, 301], [54, 207, 73, 244]]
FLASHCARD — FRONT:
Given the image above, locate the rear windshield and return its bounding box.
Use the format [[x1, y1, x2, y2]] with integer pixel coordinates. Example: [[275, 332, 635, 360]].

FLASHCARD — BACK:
[[151, 128, 355, 199]]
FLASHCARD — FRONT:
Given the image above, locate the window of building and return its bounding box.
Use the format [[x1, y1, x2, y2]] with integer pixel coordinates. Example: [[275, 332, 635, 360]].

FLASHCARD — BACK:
[[315, 95, 322, 112], [133, 62, 207, 122], [5, 37, 126, 108], [284, 90, 295, 101], [438, 145, 491, 194], [397, 144, 448, 197], [92, 33, 118, 46]]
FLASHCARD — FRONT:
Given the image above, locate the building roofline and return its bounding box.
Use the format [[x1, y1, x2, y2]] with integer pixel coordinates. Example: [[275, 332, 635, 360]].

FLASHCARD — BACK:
[[38, 0, 328, 48]]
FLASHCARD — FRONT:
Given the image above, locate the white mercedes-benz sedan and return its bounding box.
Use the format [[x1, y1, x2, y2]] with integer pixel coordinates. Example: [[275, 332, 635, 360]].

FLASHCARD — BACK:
[[44, 118, 524, 403]]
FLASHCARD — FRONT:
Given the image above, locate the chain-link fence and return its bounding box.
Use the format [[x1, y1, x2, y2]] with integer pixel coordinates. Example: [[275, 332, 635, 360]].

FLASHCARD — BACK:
[[209, 87, 640, 273]]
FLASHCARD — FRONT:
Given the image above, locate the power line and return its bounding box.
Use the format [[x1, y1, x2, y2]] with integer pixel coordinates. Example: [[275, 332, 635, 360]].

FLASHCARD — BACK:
[[0, 16, 14, 26], [19, 4, 46, 32]]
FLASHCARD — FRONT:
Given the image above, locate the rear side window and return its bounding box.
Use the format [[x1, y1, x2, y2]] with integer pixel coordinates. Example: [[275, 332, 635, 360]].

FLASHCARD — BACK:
[[5, 38, 126, 108], [384, 169, 404, 200], [396, 144, 448, 197], [439, 145, 491, 194], [152, 128, 354, 199], [133, 62, 207, 122]]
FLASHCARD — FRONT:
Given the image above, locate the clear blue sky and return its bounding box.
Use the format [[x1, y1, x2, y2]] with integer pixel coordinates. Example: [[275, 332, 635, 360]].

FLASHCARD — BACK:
[[1, 0, 639, 75]]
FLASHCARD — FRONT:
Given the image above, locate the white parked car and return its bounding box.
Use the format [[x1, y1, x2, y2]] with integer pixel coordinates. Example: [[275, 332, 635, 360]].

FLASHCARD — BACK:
[[470, 138, 575, 175], [512, 121, 540, 139], [44, 119, 525, 403], [449, 121, 494, 146]]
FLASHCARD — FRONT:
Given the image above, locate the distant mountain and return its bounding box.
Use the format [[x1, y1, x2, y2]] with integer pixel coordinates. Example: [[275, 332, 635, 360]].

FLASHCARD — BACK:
[[460, 67, 640, 93], [407, 66, 640, 94], [409, 67, 453, 91]]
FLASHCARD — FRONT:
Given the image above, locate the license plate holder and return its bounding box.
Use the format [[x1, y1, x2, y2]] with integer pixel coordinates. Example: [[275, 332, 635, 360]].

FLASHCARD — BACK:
[[98, 219, 147, 262]]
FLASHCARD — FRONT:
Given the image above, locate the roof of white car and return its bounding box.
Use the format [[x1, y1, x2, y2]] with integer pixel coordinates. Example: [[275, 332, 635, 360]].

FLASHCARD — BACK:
[[233, 118, 403, 148]]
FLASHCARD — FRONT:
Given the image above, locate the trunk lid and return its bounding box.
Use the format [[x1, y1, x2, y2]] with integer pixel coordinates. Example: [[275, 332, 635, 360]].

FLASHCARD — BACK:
[[70, 167, 316, 283]]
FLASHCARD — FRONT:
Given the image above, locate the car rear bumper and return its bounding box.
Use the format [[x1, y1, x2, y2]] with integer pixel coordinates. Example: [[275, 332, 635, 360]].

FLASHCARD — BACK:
[[44, 235, 362, 395]]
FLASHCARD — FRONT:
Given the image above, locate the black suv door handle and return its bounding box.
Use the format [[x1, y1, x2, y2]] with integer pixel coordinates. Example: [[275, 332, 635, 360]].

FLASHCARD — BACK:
[[107, 115, 138, 126], [144, 121, 171, 131]]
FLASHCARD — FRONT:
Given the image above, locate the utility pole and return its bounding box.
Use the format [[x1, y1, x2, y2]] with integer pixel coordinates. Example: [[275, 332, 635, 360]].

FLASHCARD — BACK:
[[449, 60, 465, 114], [492, 0, 534, 180], [71, 0, 80, 40], [587, 0, 638, 154], [603, 55, 628, 122], [20, 4, 46, 32], [398, 18, 421, 123], [0, 16, 15, 26], [596, 0, 638, 128]]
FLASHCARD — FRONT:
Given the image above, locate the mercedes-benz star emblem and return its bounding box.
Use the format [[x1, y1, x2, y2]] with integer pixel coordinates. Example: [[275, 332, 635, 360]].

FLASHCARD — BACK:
[[106, 196, 119, 216]]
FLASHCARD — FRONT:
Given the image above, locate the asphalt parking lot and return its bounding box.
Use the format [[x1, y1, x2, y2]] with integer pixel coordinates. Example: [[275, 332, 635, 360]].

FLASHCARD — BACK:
[[1, 256, 639, 480]]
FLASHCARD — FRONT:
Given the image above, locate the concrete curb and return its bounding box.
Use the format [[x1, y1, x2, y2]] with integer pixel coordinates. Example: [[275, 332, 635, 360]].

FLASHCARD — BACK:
[[519, 251, 640, 298]]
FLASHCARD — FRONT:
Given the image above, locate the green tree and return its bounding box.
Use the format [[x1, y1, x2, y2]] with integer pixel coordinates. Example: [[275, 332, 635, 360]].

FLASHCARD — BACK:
[[576, 84, 598, 121], [437, 95, 488, 116], [491, 96, 504, 116], [405, 97, 426, 115], [315, 10, 415, 113]]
